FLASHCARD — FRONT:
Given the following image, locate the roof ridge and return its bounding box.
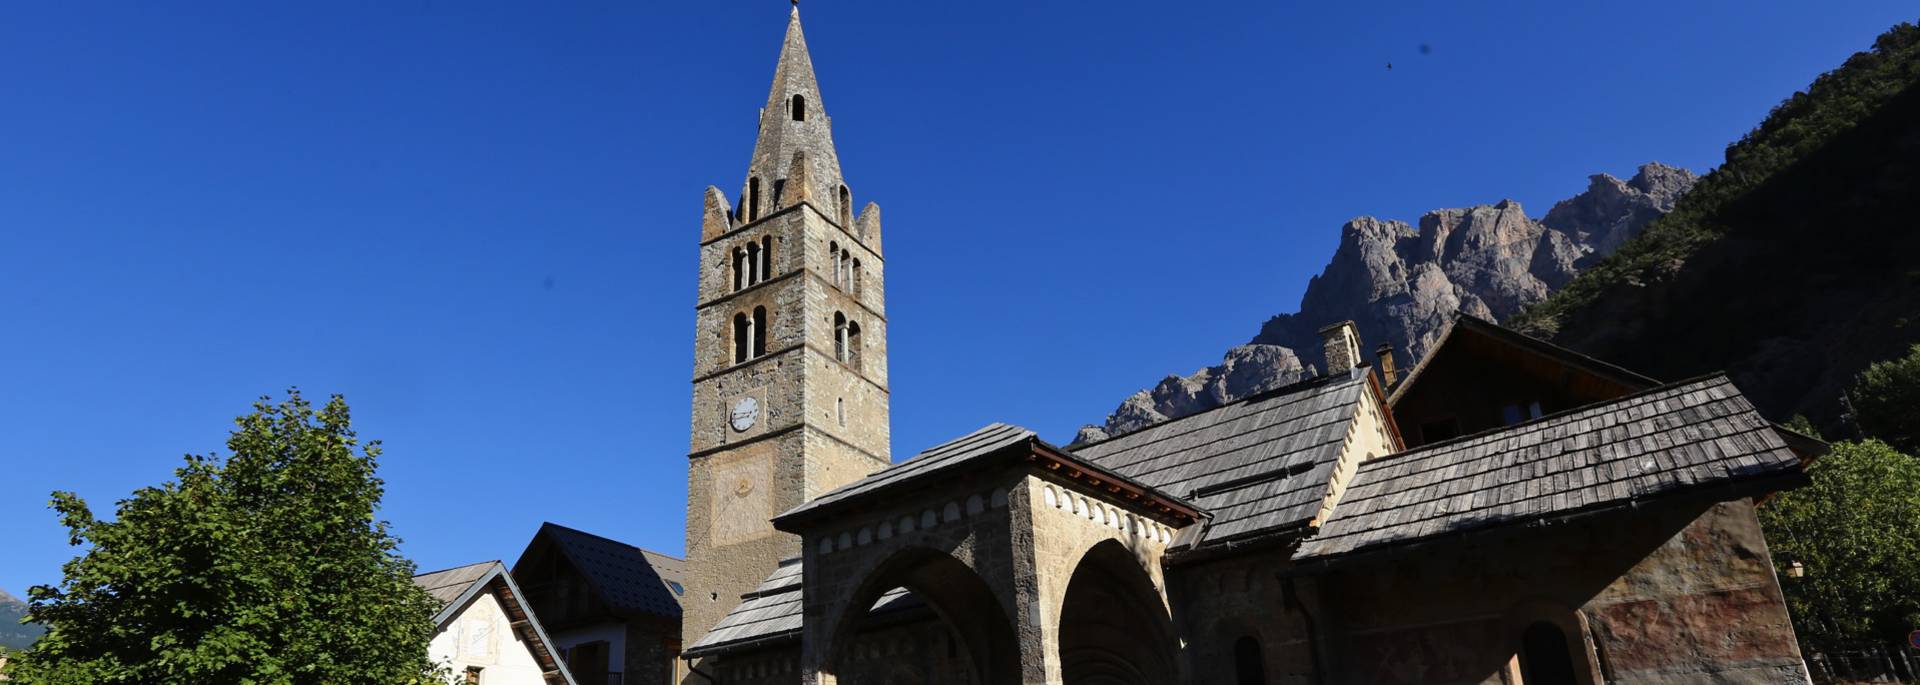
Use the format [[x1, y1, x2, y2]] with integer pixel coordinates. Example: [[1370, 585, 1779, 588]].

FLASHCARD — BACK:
[[413, 559, 502, 579], [1075, 372, 1359, 451], [540, 521, 678, 556], [1367, 372, 1734, 466]]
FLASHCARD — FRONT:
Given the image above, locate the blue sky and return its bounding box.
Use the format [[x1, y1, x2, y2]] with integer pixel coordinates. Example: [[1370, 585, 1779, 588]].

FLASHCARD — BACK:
[[1, 1, 1912, 594]]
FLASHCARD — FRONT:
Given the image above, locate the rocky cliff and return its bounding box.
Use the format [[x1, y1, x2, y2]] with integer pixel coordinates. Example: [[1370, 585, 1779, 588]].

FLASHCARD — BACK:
[[1075, 163, 1697, 443], [0, 587, 43, 651]]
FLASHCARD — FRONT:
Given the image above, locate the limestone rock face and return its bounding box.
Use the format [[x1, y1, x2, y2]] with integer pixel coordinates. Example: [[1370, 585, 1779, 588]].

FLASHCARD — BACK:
[[1076, 163, 1697, 443]]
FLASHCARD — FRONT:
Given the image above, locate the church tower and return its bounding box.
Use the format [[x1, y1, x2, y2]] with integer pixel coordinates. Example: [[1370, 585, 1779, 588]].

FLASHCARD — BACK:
[[684, 4, 891, 655]]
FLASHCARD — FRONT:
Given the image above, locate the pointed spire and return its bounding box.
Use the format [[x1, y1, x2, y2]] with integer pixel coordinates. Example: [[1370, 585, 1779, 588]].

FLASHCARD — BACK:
[[740, 4, 848, 225]]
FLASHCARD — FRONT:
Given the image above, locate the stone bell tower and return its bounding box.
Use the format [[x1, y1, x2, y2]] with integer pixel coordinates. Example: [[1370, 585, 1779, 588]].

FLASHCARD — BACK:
[[683, 3, 892, 658]]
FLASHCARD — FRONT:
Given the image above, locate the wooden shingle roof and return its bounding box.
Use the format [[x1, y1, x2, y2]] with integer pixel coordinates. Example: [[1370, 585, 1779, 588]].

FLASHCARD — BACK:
[[1073, 372, 1372, 547], [1298, 374, 1808, 561]]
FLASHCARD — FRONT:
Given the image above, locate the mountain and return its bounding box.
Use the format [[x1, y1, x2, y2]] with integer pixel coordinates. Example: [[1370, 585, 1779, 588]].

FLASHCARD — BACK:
[[1512, 21, 1920, 432], [1074, 163, 1696, 443], [0, 587, 44, 651]]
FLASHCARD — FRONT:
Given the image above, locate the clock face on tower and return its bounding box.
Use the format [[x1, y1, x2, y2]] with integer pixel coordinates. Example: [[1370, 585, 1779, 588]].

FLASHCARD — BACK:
[[729, 396, 759, 432]]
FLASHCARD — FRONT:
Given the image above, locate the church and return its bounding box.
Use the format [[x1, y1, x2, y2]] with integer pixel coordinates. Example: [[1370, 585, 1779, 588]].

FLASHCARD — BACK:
[[663, 7, 1819, 684]]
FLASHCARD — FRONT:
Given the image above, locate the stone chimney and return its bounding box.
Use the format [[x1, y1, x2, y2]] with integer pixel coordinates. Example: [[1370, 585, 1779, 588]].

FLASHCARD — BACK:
[[1318, 321, 1363, 375], [1376, 342, 1398, 387]]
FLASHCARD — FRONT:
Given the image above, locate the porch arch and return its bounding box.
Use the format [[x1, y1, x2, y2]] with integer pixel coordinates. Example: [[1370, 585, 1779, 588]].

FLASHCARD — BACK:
[[1058, 539, 1179, 685], [819, 546, 1020, 684]]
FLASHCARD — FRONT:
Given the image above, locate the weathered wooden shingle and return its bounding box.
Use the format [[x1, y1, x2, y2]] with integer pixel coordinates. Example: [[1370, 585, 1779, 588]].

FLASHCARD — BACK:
[[1297, 375, 1803, 561], [683, 557, 917, 658], [777, 423, 1034, 524], [1073, 373, 1370, 547]]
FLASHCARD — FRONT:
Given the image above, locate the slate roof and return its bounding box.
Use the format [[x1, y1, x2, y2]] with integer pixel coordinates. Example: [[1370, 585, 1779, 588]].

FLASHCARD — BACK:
[[1298, 374, 1806, 560], [682, 558, 916, 658], [1072, 372, 1372, 547], [531, 523, 685, 619]]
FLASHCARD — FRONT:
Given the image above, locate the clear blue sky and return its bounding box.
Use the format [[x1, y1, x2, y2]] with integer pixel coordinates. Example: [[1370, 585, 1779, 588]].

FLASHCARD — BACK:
[[2, 1, 1912, 594]]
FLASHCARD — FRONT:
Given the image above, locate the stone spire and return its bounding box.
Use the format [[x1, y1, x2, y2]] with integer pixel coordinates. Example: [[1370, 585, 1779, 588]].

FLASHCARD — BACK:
[[739, 5, 848, 224]]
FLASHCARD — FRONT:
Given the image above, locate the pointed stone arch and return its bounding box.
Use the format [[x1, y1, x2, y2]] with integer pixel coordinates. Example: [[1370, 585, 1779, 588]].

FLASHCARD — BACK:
[[1057, 539, 1179, 685]]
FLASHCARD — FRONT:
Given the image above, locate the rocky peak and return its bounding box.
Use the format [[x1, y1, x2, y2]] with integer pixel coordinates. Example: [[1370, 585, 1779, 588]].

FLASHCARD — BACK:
[[1074, 163, 1696, 444]]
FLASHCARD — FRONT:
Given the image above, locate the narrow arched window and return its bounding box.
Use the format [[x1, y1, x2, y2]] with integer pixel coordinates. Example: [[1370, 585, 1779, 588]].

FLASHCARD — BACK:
[[851, 258, 862, 297], [847, 321, 863, 370], [732, 313, 750, 364], [1520, 622, 1578, 685], [751, 306, 768, 358], [838, 185, 852, 226], [745, 241, 761, 285], [732, 247, 747, 292], [790, 94, 806, 121], [838, 250, 851, 289], [760, 236, 773, 281], [748, 177, 762, 221], [1233, 636, 1265, 685], [834, 312, 848, 362]]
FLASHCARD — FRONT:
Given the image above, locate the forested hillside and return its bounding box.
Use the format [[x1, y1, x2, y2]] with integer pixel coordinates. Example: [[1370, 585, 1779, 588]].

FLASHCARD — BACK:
[[1513, 21, 1920, 432]]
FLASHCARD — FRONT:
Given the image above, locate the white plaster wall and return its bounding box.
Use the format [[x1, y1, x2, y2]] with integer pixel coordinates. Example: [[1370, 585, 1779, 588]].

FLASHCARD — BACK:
[[549, 623, 626, 679], [429, 591, 549, 685]]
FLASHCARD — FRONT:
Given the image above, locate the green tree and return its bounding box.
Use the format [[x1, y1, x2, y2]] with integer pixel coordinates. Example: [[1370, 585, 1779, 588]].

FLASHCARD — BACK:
[[9, 390, 445, 685], [1853, 343, 1920, 453], [1759, 439, 1920, 654]]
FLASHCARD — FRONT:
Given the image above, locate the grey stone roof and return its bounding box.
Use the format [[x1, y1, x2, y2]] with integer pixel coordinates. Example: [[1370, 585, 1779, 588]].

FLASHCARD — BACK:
[[1299, 374, 1805, 560], [777, 423, 1035, 524], [532, 523, 685, 619], [1072, 373, 1371, 547], [414, 560, 498, 607], [683, 558, 915, 658]]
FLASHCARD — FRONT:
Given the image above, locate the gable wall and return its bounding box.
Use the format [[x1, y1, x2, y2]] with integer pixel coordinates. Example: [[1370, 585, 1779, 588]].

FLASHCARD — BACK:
[[429, 590, 551, 685]]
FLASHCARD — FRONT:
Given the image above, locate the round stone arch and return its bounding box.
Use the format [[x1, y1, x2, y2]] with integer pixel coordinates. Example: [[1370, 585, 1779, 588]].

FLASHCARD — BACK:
[[1502, 598, 1604, 685], [817, 544, 1021, 684], [1057, 539, 1180, 685]]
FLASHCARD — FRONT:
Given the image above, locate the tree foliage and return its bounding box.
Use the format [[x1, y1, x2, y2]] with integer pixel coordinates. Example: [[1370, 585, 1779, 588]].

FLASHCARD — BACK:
[[1853, 343, 1920, 453], [1514, 21, 1920, 334], [1759, 439, 1920, 654], [8, 390, 444, 685]]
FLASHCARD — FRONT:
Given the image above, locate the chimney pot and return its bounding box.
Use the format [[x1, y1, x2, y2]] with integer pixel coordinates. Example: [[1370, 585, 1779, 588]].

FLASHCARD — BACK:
[[1376, 342, 1398, 387]]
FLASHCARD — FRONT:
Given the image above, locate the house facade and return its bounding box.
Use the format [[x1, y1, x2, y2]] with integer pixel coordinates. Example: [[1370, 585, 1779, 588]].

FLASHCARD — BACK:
[[514, 522, 687, 685], [415, 561, 575, 685]]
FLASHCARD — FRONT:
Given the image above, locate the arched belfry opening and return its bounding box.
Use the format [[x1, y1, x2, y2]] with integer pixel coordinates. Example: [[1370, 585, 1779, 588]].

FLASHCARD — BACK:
[[1520, 621, 1579, 685], [821, 547, 1019, 684], [791, 93, 807, 121], [1058, 540, 1178, 685]]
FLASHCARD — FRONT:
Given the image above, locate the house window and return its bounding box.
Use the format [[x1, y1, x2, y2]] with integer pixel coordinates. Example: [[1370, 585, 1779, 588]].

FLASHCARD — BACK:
[[1520, 621, 1579, 685], [465, 666, 483, 685], [1233, 636, 1265, 685]]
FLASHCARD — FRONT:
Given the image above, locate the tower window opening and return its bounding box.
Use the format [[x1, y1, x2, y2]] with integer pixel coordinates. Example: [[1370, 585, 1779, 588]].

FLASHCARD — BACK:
[[836, 397, 845, 427], [748, 177, 762, 221], [745, 241, 762, 286], [851, 258, 862, 297], [834, 312, 849, 362], [847, 320, 863, 370], [760, 236, 774, 281], [751, 306, 768, 358], [791, 94, 806, 121], [732, 313, 751, 364], [838, 185, 852, 226], [732, 247, 747, 292]]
